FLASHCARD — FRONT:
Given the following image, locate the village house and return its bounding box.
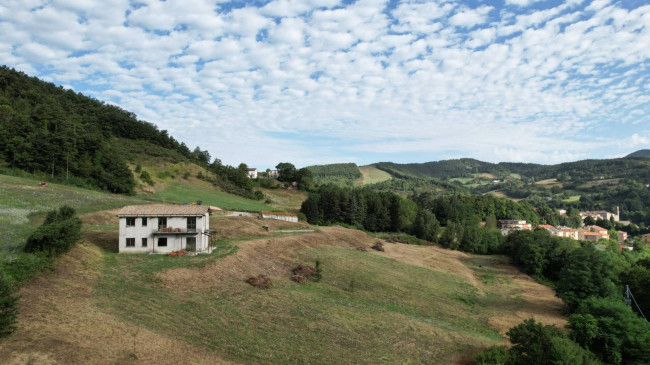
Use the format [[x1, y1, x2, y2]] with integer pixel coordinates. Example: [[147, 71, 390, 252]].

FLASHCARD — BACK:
[[116, 205, 211, 253], [499, 220, 531, 235], [618, 231, 628, 243], [268, 170, 279, 178], [248, 168, 258, 179], [261, 211, 299, 222], [580, 207, 619, 222]]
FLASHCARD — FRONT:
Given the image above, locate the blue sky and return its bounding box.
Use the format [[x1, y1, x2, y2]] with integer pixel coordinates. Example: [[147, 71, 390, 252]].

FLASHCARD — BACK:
[[1, 0, 648, 168]]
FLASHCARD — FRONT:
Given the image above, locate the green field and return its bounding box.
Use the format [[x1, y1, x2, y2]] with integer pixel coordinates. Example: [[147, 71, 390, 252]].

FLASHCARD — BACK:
[[0, 174, 148, 252], [0, 174, 275, 252], [142, 181, 274, 211], [563, 195, 581, 202], [358, 165, 392, 185]]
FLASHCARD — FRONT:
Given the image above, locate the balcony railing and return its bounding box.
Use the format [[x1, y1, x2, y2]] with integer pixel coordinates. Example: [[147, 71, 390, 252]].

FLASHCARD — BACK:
[[154, 227, 198, 235]]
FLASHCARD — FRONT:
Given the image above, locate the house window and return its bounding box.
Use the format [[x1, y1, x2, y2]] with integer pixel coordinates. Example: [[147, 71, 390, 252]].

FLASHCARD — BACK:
[[187, 217, 196, 231], [142, 217, 147, 226], [158, 217, 167, 229], [126, 238, 135, 247], [158, 237, 167, 247], [126, 217, 136, 226], [141, 238, 147, 247]]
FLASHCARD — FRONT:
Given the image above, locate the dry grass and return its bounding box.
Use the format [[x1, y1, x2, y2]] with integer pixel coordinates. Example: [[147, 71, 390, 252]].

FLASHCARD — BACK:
[[0, 238, 232, 365], [1, 211, 567, 364]]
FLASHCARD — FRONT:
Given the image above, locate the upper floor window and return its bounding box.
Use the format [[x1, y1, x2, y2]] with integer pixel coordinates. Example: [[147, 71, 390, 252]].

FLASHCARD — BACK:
[[187, 217, 196, 231], [142, 217, 148, 226], [158, 217, 167, 229], [126, 217, 135, 226]]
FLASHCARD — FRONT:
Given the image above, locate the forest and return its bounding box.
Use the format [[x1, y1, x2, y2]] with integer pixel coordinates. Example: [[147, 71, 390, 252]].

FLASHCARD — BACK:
[[0, 66, 257, 198]]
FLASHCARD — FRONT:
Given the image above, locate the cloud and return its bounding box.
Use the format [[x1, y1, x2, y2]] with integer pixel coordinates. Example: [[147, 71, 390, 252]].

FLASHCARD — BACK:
[[0, 0, 647, 167]]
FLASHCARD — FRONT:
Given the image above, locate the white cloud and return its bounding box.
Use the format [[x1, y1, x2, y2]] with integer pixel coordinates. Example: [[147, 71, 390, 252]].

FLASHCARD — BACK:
[[0, 0, 647, 166]]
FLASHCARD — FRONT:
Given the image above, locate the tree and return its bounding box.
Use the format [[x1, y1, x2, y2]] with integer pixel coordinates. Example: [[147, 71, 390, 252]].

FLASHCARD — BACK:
[[556, 244, 617, 311], [275, 162, 297, 182], [569, 297, 650, 364]]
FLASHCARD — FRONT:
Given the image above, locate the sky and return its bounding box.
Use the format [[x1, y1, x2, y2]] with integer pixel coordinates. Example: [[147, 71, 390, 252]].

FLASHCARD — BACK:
[[1, 0, 649, 168]]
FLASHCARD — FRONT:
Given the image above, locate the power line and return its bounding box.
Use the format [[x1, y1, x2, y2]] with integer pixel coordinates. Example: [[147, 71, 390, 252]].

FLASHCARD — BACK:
[[625, 285, 648, 323]]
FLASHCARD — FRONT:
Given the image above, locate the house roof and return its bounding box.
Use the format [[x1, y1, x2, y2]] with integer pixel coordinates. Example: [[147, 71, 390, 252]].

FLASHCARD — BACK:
[[248, 168, 257, 171], [538, 224, 555, 229], [116, 204, 209, 217], [588, 225, 608, 232], [581, 231, 605, 236]]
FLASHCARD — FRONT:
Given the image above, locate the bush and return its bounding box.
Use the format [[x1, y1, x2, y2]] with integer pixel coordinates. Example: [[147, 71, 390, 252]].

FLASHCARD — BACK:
[[24, 206, 82, 257], [0, 270, 19, 338], [474, 318, 601, 365], [474, 346, 511, 365], [140, 170, 154, 186]]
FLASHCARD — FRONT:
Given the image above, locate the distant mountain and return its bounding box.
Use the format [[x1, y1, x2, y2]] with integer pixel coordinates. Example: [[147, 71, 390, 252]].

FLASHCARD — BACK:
[[626, 149, 650, 158]]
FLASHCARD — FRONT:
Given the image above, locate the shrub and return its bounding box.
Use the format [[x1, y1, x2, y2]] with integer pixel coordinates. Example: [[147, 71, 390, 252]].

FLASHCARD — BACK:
[[140, 170, 154, 186], [0, 270, 19, 338], [24, 206, 82, 257], [473, 346, 511, 365]]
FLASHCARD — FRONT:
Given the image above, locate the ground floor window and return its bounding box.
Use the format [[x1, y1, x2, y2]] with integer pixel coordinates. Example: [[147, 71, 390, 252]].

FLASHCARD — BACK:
[[126, 238, 135, 247], [158, 237, 167, 247], [142, 238, 147, 247]]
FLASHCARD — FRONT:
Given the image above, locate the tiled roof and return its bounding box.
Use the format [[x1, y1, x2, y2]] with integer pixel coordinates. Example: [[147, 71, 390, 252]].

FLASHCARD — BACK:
[[117, 204, 209, 217]]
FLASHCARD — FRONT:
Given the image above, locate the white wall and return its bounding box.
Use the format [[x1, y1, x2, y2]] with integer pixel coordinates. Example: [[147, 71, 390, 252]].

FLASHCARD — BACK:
[[118, 213, 210, 253]]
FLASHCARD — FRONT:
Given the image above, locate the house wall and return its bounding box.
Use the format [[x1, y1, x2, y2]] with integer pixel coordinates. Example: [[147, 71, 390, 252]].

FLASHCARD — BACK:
[[118, 213, 210, 253]]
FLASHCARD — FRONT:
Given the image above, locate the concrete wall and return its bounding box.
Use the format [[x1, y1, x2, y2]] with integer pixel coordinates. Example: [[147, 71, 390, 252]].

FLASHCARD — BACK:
[[118, 213, 210, 253]]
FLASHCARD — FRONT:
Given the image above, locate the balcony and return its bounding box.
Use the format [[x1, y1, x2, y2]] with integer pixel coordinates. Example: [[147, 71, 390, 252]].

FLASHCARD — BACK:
[[153, 227, 198, 235]]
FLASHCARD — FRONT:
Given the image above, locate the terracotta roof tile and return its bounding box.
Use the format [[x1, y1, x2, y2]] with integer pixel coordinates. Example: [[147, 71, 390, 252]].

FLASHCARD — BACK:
[[117, 204, 209, 216]]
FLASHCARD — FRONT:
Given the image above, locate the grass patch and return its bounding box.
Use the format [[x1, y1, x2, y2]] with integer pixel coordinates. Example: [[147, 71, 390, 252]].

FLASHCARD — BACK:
[[0, 174, 147, 252], [563, 195, 581, 202], [358, 165, 392, 185], [140, 181, 274, 212]]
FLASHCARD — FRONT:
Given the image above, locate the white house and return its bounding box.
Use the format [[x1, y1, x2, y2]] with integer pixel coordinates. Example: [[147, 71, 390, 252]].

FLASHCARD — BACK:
[[248, 168, 258, 179], [116, 205, 211, 253], [268, 170, 279, 178]]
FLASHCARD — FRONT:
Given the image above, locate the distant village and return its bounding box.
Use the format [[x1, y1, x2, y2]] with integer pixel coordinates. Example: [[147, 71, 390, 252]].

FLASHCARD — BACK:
[[499, 207, 650, 250]]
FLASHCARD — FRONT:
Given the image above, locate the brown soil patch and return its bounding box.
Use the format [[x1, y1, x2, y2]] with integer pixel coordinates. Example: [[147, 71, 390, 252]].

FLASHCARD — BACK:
[[246, 274, 272, 289], [0, 239, 233, 365], [291, 264, 317, 283]]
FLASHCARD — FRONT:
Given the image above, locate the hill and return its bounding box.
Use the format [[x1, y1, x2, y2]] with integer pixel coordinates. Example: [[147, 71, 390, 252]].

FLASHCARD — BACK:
[[0, 212, 566, 364], [0, 66, 262, 202], [626, 149, 650, 158]]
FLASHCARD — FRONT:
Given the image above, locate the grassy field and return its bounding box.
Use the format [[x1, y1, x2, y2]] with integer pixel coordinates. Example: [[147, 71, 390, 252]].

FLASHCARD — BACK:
[[358, 165, 392, 185], [449, 177, 472, 184], [259, 187, 308, 212], [563, 195, 581, 202], [142, 180, 274, 211], [0, 174, 147, 252], [0, 212, 567, 364], [0, 173, 277, 253]]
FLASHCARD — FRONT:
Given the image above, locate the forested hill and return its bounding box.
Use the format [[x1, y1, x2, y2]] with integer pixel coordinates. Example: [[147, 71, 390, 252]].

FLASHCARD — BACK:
[[627, 149, 650, 158], [0, 66, 211, 194], [374, 158, 650, 181]]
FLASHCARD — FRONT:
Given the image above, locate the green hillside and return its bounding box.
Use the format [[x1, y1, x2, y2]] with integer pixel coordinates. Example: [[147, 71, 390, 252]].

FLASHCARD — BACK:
[[627, 149, 650, 158], [306, 163, 362, 187]]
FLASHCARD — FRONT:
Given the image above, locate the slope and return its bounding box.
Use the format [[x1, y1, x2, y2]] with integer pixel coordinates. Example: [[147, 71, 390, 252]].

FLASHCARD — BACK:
[[0, 212, 566, 364]]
